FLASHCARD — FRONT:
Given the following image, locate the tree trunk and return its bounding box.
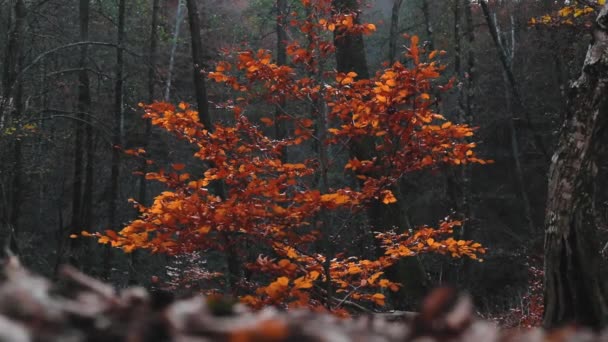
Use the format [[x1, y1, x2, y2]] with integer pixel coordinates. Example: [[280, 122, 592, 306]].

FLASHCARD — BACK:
[[164, 0, 184, 102], [1, 0, 26, 255], [446, 0, 465, 222], [459, 0, 476, 242], [131, 0, 160, 286], [107, 0, 126, 279], [453, 0, 462, 104], [388, 0, 404, 64], [421, 0, 434, 50], [332, 0, 369, 79], [185, 0, 238, 291], [332, 0, 428, 307], [274, 0, 288, 145], [69, 0, 92, 267], [0, 0, 26, 124], [543, 5, 608, 328], [82, 0, 94, 234], [464, 0, 475, 125], [185, 0, 211, 128], [139, 0, 160, 212]]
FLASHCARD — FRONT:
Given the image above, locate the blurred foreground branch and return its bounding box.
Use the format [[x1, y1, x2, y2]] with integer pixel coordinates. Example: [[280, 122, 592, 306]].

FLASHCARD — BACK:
[[0, 257, 605, 341]]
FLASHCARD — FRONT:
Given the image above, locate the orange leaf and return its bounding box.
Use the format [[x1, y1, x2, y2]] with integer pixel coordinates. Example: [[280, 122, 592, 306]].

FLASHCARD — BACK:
[[294, 277, 313, 289], [341, 77, 353, 85], [105, 230, 118, 239], [368, 271, 384, 285], [411, 35, 419, 45], [260, 117, 274, 126], [320, 193, 350, 205], [348, 266, 362, 274], [371, 293, 386, 306], [381, 190, 397, 204], [277, 276, 289, 286]]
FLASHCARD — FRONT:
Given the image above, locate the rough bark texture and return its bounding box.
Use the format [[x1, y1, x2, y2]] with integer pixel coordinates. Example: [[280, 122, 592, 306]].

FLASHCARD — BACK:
[[543, 5, 608, 329]]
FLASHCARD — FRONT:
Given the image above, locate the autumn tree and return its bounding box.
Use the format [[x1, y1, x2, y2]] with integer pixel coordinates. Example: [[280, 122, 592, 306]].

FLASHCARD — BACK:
[[85, 0, 486, 313]]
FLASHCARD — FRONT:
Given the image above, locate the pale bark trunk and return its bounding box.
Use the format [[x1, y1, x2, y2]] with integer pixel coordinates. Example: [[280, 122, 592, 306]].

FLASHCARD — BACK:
[[543, 5, 608, 328], [164, 0, 184, 102]]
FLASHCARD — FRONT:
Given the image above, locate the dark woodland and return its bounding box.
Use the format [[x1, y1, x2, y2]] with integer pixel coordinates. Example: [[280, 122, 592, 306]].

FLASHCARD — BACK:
[[1, 0, 608, 334]]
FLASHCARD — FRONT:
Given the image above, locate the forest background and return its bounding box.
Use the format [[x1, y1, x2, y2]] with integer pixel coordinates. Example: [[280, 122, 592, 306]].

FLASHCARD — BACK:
[[0, 0, 605, 328]]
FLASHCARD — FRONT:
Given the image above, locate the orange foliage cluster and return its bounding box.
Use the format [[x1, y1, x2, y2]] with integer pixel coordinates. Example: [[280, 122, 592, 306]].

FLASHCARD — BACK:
[[529, 0, 605, 27], [85, 0, 487, 313]]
